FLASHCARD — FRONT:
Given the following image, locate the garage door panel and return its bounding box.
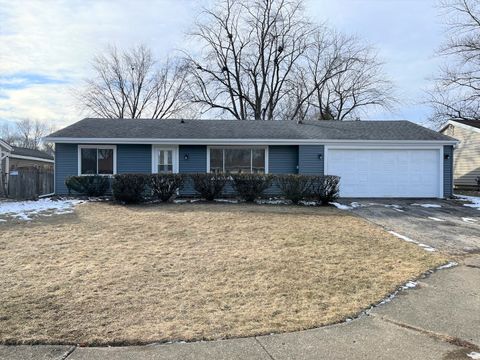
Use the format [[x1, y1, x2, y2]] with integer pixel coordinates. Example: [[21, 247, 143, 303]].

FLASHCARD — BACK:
[[326, 149, 441, 198]]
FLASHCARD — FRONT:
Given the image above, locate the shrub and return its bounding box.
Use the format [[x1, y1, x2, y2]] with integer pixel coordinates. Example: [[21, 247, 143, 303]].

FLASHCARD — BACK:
[[310, 175, 340, 206], [112, 174, 148, 204], [232, 173, 273, 202], [276, 174, 313, 204], [191, 173, 228, 201], [65, 176, 110, 197], [150, 174, 185, 202]]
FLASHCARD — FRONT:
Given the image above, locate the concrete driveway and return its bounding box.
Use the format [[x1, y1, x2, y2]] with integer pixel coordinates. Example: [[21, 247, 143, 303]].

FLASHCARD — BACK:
[[339, 198, 480, 254]]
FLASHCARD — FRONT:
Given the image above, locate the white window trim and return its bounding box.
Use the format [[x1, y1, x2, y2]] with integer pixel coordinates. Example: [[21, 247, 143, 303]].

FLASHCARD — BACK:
[[206, 145, 269, 174], [77, 145, 117, 176], [151, 145, 179, 174]]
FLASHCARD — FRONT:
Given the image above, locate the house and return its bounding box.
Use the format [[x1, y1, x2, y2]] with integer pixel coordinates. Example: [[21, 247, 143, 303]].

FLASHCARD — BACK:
[[0, 139, 55, 196], [45, 118, 457, 198], [440, 120, 480, 190]]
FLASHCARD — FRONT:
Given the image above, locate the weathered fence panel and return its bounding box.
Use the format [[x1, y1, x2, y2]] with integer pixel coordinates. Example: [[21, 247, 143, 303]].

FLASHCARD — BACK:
[[8, 168, 54, 199]]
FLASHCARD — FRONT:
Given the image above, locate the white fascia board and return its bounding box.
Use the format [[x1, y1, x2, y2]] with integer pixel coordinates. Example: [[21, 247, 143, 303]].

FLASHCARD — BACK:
[[44, 137, 459, 146], [445, 120, 480, 134], [8, 154, 54, 163]]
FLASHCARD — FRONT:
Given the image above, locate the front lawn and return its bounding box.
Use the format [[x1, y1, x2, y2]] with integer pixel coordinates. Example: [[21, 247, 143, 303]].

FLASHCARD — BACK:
[[0, 202, 446, 345]]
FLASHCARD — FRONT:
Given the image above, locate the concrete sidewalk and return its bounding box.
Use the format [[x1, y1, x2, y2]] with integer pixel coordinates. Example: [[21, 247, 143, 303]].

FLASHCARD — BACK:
[[1, 257, 479, 360]]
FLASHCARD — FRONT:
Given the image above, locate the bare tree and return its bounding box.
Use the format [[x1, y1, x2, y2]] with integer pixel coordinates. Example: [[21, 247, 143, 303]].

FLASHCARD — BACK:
[[185, 0, 395, 121], [0, 123, 20, 145], [77, 45, 190, 119], [293, 31, 395, 121], [0, 119, 52, 151], [185, 0, 314, 120], [428, 0, 480, 125]]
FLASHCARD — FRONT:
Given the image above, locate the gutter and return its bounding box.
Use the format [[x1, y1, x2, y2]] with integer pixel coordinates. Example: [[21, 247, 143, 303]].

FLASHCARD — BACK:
[[44, 137, 459, 146]]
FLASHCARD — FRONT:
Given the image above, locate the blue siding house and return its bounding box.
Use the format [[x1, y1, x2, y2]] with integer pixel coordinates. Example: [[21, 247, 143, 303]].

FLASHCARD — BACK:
[[46, 118, 457, 198]]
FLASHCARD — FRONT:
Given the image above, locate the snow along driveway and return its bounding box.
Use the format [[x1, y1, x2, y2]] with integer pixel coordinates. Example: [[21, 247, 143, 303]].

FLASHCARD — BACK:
[[332, 198, 480, 254], [0, 198, 84, 221]]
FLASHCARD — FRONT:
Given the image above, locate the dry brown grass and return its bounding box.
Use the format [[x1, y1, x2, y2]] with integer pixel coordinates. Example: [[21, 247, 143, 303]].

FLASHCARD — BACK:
[[0, 202, 446, 345]]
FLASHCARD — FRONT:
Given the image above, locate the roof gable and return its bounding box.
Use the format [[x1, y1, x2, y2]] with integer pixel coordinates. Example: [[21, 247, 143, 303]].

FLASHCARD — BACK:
[[442, 120, 480, 135]]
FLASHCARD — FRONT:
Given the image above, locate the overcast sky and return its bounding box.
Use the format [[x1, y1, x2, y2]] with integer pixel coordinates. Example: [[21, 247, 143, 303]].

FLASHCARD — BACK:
[[0, 0, 444, 129]]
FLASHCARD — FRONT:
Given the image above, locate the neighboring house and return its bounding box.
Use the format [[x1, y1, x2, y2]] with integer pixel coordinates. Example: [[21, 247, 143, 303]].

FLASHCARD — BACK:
[[0, 139, 54, 197], [440, 120, 480, 190], [45, 118, 457, 198]]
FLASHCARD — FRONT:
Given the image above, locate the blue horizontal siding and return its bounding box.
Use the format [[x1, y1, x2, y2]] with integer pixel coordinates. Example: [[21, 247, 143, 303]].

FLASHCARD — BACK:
[[55, 143, 78, 195], [268, 146, 298, 174], [55, 143, 152, 195], [444, 145, 453, 198], [179, 145, 207, 196], [266, 146, 299, 195], [117, 144, 151, 174], [298, 145, 324, 175]]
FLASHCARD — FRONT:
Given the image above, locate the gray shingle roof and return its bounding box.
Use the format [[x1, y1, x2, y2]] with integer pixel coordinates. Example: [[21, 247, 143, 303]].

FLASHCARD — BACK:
[[46, 118, 456, 142], [11, 146, 54, 160]]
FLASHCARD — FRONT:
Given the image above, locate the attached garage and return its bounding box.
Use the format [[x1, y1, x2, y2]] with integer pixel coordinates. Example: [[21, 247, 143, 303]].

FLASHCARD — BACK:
[[325, 146, 443, 198]]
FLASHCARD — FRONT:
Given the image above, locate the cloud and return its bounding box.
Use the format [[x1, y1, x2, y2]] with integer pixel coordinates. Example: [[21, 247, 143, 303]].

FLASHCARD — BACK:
[[0, 73, 68, 90], [0, 0, 210, 126], [0, 0, 444, 126]]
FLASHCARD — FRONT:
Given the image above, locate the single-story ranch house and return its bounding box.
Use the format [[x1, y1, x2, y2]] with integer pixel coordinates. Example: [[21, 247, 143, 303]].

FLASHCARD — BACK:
[[45, 118, 458, 198]]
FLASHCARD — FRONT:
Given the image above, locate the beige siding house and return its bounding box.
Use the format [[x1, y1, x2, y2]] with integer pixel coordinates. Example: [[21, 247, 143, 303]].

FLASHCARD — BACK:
[[440, 120, 480, 189]]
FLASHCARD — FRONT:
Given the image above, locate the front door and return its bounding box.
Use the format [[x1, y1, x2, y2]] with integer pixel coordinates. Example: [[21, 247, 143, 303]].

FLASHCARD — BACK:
[[153, 147, 178, 174]]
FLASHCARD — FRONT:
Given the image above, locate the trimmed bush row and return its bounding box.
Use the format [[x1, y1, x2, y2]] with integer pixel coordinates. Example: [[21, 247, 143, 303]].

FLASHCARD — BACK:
[[65, 173, 340, 205]]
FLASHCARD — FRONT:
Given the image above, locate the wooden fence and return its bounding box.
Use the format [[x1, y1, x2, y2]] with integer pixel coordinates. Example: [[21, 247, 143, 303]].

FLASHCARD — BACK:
[[7, 168, 54, 199]]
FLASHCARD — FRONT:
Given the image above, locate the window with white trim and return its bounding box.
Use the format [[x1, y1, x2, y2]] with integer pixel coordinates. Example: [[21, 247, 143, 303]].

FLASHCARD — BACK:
[[209, 147, 266, 174], [79, 146, 116, 175]]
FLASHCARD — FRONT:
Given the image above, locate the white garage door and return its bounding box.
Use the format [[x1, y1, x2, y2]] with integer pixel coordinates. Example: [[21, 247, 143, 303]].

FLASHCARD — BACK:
[[326, 148, 441, 198]]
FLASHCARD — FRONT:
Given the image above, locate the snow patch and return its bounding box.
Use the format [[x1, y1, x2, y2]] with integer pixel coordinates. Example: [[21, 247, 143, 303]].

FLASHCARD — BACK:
[[388, 231, 417, 244], [330, 202, 352, 210], [0, 199, 84, 221], [455, 194, 480, 210], [173, 199, 200, 204], [388, 231, 436, 252], [299, 200, 317, 206], [402, 281, 417, 289], [214, 199, 239, 204], [462, 217, 478, 223], [385, 204, 402, 209], [411, 203, 442, 208], [256, 199, 291, 205], [329, 202, 362, 210], [467, 352, 480, 360], [436, 261, 458, 270], [428, 217, 445, 222]]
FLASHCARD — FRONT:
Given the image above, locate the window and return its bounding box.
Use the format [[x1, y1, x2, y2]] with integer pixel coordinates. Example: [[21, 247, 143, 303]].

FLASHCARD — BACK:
[[79, 146, 116, 175], [158, 149, 173, 173], [152, 146, 178, 174], [208, 147, 267, 174]]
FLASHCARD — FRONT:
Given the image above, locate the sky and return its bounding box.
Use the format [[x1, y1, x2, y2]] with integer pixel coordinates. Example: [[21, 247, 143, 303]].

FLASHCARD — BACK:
[[0, 0, 445, 130]]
